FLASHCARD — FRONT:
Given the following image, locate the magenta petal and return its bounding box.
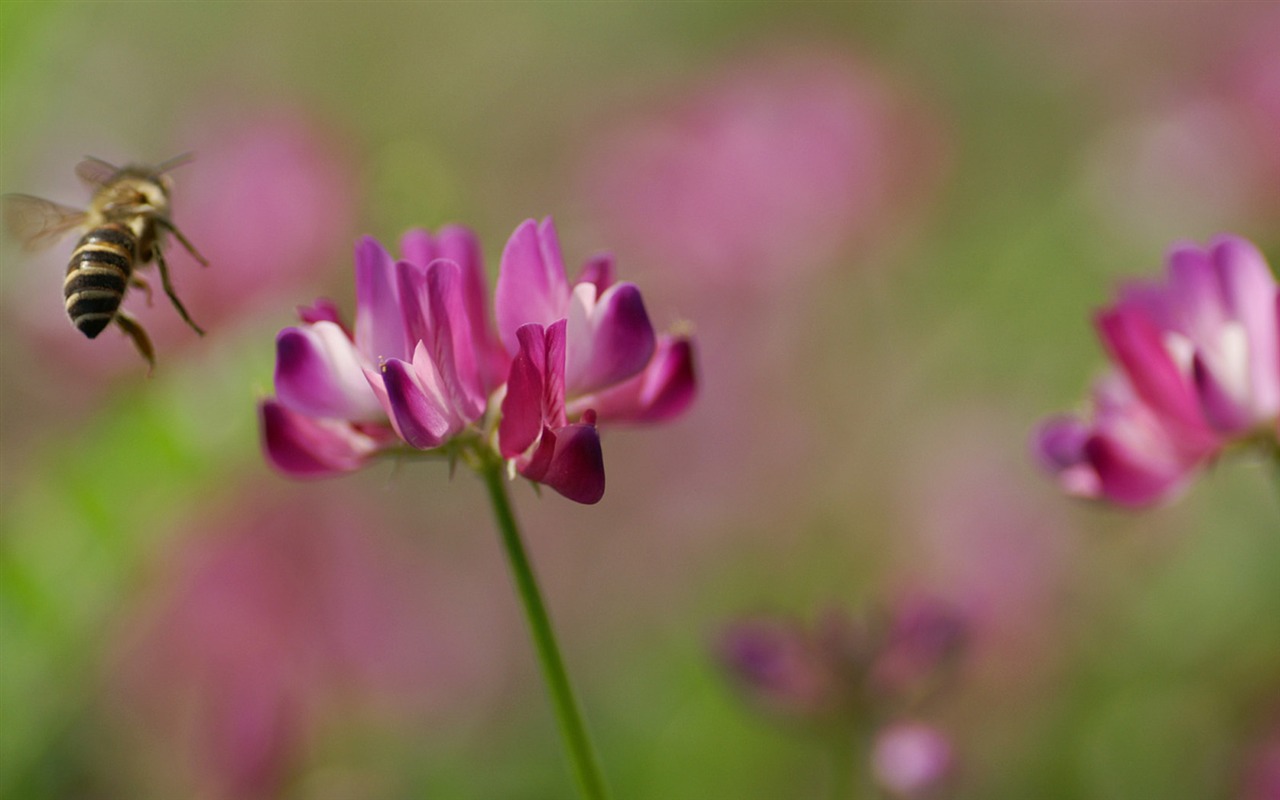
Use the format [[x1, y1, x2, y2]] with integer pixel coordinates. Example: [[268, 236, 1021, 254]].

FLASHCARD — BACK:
[[1096, 307, 1207, 437], [576, 254, 617, 293], [399, 228, 438, 268], [575, 335, 697, 423], [499, 324, 550, 458], [1193, 352, 1253, 434], [1031, 417, 1100, 498], [259, 400, 377, 477], [495, 218, 570, 354], [519, 423, 606, 504], [296, 298, 347, 332], [1165, 243, 1227, 337], [567, 282, 657, 394], [354, 236, 407, 362], [1084, 433, 1189, 507], [381, 357, 453, 449], [438, 225, 505, 390], [1033, 416, 1089, 471], [1213, 235, 1280, 417], [274, 324, 382, 421]]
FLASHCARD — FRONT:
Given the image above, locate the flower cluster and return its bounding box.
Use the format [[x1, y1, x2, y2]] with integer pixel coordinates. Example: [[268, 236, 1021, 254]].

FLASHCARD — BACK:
[[260, 218, 696, 503], [716, 596, 965, 797], [1035, 235, 1280, 507]]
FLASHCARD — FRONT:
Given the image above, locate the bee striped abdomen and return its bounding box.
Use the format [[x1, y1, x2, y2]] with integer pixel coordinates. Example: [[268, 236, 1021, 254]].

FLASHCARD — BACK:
[[64, 223, 136, 338]]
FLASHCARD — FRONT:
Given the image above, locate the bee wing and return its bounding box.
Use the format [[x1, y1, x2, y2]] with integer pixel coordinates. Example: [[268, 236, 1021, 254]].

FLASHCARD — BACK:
[[75, 156, 121, 188], [1, 194, 88, 252]]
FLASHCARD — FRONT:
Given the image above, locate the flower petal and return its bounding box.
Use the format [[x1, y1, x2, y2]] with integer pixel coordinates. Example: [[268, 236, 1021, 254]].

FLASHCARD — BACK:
[[1083, 431, 1191, 508], [1213, 235, 1280, 419], [566, 282, 657, 394], [576, 253, 617, 293], [498, 321, 568, 457], [399, 228, 439, 268], [495, 218, 570, 354], [380, 351, 456, 450], [259, 400, 379, 477], [572, 335, 696, 423], [519, 421, 606, 504], [296, 298, 347, 332], [274, 322, 383, 421], [354, 236, 407, 362], [1095, 305, 1212, 444], [1193, 349, 1253, 434]]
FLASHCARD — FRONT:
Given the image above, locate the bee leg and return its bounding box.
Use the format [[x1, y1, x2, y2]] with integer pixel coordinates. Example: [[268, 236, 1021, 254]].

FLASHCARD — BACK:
[[155, 217, 209, 267], [130, 274, 154, 306], [115, 310, 156, 375], [153, 243, 205, 336]]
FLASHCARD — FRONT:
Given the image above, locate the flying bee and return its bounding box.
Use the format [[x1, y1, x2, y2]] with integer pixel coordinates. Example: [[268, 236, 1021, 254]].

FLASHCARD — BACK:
[[2, 154, 209, 370]]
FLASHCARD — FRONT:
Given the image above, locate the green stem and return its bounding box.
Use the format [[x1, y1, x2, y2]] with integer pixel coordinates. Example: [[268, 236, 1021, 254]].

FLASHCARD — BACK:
[[478, 454, 609, 800]]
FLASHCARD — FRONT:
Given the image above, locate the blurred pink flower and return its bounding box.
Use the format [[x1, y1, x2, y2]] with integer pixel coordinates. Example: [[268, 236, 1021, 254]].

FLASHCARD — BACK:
[[871, 721, 955, 799], [262, 217, 696, 504], [1035, 234, 1280, 506], [109, 488, 506, 798], [717, 596, 966, 726], [1086, 10, 1280, 243], [1240, 723, 1280, 800], [583, 51, 943, 289]]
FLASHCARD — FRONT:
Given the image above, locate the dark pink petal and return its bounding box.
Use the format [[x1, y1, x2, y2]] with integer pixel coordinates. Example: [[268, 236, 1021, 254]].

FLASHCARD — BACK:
[[259, 400, 378, 477], [1193, 352, 1253, 434], [574, 335, 697, 423], [381, 356, 454, 450], [1031, 417, 1101, 499], [499, 324, 551, 458], [1033, 416, 1089, 470], [1096, 306, 1209, 439], [438, 225, 508, 391], [1213, 235, 1280, 417], [576, 254, 617, 292], [354, 236, 407, 362], [396, 259, 486, 422], [544, 319, 568, 428], [1083, 432, 1190, 507], [399, 228, 439, 268], [296, 298, 347, 333], [495, 218, 570, 354], [274, 324, 382, 421], [566, 282, 657, 394], [499, 321, 568, 457], [1165, 243, 1227, 338], [519, 422, 606, 504]]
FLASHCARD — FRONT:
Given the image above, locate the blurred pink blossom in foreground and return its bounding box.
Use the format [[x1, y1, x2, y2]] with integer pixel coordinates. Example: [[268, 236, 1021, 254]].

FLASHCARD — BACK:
[[584, 51, 943, 289], [872, 721, 955, 799], [1035, 235, 1280, 507], [108, 489, 505, 798]]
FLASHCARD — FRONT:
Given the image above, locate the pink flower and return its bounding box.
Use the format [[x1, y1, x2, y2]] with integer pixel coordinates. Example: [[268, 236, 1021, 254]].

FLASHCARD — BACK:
[[583, 52, 944, 288], [1035, 234, 1280, 506], [262, 226, 495, 477], [716, 597, 967, 725], [871, 721, 955, 799], [261, 217, 696, 503]]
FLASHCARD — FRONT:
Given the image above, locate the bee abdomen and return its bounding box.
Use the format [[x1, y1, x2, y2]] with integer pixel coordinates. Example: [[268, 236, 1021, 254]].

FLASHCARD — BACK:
[[65, 223, 136, 338]]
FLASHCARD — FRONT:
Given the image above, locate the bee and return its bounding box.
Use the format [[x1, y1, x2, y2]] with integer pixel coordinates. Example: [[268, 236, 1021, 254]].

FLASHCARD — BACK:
[[2, 154, 208, 370]]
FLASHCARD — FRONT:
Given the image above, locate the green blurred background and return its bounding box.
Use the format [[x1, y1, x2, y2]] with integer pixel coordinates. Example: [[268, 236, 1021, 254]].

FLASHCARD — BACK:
[[1, 3, 1278, 798]]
